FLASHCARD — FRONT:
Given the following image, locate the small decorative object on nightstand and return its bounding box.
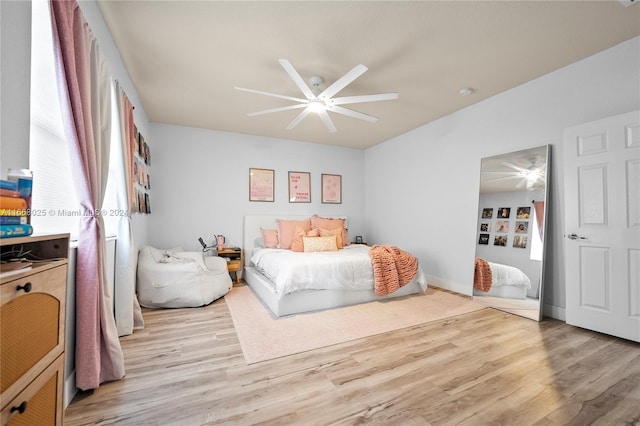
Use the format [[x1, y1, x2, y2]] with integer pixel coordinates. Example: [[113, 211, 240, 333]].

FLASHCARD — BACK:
[[354, 236, 366, 245], [217, 247, 243, 284]]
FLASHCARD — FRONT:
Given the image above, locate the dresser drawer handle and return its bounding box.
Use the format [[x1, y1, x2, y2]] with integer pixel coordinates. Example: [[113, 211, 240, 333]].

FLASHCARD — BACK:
[[11, 401, 27, 414], [16, 282, 32, 293]]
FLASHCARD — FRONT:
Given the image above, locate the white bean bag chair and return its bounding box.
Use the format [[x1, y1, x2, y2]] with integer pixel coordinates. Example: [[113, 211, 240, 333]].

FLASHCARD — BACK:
[[137, 246, 232, 308]]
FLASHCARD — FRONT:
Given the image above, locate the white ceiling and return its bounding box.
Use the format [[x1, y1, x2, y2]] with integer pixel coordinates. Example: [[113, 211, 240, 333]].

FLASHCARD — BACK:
[[97, 1, 640, 149]]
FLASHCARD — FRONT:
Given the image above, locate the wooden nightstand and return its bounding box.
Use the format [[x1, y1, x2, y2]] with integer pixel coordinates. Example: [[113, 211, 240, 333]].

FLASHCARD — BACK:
[[217, 248, 243, 284]]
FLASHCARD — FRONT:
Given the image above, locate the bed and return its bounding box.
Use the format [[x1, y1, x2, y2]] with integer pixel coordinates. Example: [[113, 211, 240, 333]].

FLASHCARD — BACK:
[[242, 215, 427, 317], [473, 257, 532, 300]]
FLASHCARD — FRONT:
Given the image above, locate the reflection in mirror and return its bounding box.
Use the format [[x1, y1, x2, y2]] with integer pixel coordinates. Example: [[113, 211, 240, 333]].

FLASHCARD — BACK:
[[472, 145, 550, 321]]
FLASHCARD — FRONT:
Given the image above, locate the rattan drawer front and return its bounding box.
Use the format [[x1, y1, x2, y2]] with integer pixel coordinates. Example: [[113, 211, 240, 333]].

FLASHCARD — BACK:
[[1, 355, 63, 426], [1, 265, 66, 399]]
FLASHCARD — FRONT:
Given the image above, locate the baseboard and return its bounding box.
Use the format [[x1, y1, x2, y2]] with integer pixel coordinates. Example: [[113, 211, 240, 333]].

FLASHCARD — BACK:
[[543, 303, 566, 321], [425, 274, 472, 297], [64, 370, 78, 408], [427, 274, 567, 322]]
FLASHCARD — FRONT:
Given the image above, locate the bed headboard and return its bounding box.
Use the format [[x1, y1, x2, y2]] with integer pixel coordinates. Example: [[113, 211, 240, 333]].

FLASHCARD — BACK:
[[242, 215, 348, 266]]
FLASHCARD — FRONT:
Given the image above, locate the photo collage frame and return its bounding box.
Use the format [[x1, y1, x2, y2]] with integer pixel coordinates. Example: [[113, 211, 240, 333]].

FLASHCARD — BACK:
[[133, 126, 151, 214], [478, 206, 531, 249]]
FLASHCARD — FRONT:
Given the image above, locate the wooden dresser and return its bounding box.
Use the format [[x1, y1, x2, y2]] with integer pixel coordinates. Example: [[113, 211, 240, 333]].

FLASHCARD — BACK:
[[1, 234, 69, 425]]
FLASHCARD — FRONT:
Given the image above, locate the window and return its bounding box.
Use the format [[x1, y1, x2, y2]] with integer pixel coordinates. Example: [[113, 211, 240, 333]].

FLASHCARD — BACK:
[[30, 0, 80, 238], [30, 1, 123, 239], [529, 208, 543, 261]]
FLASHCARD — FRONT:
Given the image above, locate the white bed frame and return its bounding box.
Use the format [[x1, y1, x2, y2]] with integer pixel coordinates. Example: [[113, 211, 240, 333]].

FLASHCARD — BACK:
[[473, 285, 527, 299], [242, 215, 424, 317]]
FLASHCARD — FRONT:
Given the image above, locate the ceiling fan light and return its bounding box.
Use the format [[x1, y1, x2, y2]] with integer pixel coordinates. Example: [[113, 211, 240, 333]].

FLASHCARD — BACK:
[[307, 100, 326, 113]]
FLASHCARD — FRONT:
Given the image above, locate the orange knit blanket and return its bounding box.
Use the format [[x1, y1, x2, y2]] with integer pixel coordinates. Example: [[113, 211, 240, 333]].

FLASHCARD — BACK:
[[369, 245, 419, 296], [474, 257, 493, 292]]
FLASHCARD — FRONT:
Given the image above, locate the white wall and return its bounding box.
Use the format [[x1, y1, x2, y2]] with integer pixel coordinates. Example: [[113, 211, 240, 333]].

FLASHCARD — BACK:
[[365, 36, 640, 317], [77, 1, 151, 248], [0, 1, 31, 175], [148, 124, 366, 252]]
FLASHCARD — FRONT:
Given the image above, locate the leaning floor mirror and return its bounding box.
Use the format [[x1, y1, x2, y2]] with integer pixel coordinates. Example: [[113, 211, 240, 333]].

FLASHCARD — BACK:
[[472, 145, 550, 321]]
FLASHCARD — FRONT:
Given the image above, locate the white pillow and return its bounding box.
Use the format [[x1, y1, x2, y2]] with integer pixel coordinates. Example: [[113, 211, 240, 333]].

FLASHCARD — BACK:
[[489, 262, 531, 288]]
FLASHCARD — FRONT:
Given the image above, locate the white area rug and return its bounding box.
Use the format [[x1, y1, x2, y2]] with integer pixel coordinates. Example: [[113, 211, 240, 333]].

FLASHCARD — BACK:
[[225, 286, 485, 364]]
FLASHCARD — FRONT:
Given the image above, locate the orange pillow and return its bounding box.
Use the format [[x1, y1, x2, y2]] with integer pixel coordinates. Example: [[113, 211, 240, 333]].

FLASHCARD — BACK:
[[318, 227, 343, 249], [276, 218, 311, 249], [291, 227, 319, 252], [310, 215, 348, 246]]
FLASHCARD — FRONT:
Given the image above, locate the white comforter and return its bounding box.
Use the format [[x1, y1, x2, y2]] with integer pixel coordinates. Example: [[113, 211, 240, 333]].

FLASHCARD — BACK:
[[251, 245, 378, 296]]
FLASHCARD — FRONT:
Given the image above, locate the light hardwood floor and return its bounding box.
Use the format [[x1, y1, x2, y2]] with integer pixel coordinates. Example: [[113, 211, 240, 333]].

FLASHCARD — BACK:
[[64, 290, 640, 425]]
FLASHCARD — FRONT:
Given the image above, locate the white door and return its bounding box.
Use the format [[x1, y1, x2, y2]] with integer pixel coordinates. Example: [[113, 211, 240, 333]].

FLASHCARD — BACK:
[[563, 110, 640, 342]]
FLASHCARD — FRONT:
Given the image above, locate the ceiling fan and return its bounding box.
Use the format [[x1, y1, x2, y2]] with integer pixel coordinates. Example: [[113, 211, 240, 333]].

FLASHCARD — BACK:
[[234, 59, 398, 133], [484, 157, 546, 190]]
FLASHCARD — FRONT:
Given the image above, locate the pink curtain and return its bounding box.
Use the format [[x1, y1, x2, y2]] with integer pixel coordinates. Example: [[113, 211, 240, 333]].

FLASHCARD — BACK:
[[534, 201, 545, 241], [50, 0, 124, 390]]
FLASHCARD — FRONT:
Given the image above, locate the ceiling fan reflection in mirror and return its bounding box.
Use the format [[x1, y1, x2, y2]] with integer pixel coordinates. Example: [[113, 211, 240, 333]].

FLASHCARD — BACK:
[[484, 157, 546, 190], [234, 59, 398, 133]]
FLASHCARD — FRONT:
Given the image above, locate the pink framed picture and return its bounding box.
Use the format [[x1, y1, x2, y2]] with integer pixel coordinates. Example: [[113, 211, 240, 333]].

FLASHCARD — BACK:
[[249, 168, 274, 202], [321, 174, 341, 204], [495, 220, 510, 233], [288, 171, 311, 203]]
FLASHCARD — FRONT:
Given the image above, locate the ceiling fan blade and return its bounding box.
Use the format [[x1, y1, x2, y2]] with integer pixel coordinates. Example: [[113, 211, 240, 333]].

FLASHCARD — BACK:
[[317, 109, 337, 133], [279, 59, 315, 100], [235, 86, 308, 104], [331, 93, 398, 105], [318, 64, 368, 100], [483, 171, 520, 174], [286, 107, 313, 130], [488, 175, 521, 182], [329, 105, 378, 123], [247, 103, 307, 117]]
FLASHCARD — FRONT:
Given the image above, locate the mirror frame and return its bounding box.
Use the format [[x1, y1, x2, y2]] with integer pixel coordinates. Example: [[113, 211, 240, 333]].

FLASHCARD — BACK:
[[472, 144, 551, 321]]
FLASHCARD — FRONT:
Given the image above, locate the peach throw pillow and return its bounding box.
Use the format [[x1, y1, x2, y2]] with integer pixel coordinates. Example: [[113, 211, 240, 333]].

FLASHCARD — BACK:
[[276, 218, 311, 249], [291, 227, 319, 252], [310, 215, 348, 246], [260, 228, 278, 248], [318, 227, 344, 249]]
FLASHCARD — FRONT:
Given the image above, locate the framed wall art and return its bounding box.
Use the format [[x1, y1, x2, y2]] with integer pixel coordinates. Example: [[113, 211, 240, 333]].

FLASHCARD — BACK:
[[482, 208, 493, 219], [513, 235, 528, 248], [288, 171, 311, 203], [516, 206, 531, 219], [515, 221, 529, 233], [249, 168, 274, 202], [321, 174, 342, 204], [494, 235, 508, 246], [495, 220, 509, 233], [134, 128, 151, 214], [497, 207, 511, 218]]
